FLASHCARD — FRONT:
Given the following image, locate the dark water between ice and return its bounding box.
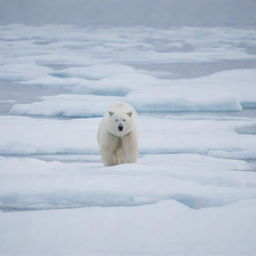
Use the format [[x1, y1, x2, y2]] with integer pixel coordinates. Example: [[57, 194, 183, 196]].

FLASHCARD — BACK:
[[0, 80, 68, 115], [133, 59, 256, 79]]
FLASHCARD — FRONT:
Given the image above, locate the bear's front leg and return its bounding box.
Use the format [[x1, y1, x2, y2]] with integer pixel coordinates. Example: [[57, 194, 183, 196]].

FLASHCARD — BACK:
[[116, 146, 125, 165], [100, 132, 120, 166], [100, 149, 117, 166], [121, 131, 138, 163]]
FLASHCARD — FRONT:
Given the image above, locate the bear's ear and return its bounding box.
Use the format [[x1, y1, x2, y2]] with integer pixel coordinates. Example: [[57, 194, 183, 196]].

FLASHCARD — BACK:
[[127, 111, 132, 117], [109, 111, 114, 116]]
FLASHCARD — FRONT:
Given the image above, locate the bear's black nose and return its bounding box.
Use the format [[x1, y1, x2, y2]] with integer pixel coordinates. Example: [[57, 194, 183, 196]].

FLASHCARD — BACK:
[[118, 125, 123, 131]]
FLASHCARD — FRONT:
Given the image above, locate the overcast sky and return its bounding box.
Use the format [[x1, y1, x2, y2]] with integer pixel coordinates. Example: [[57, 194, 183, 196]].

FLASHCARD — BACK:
[[0, 0, 256, 27]]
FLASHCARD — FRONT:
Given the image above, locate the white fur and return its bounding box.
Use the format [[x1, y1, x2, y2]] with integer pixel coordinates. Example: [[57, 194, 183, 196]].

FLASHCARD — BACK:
[[97, 102, 138, 166]]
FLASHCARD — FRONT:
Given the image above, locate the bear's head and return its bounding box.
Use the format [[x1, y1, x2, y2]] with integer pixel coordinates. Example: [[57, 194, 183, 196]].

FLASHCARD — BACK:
[[107, 110, 134, 137]]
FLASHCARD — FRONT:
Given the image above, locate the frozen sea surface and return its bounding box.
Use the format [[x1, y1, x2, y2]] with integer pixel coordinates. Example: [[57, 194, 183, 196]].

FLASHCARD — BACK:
[[0, 24, 256, 256]]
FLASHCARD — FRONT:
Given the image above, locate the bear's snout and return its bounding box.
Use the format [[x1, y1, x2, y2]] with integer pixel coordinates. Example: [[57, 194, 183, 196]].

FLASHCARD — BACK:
[[118, 124, 123, 131]]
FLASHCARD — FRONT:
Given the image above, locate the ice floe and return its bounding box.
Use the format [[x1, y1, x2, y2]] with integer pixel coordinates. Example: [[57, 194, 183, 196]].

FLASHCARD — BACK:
[[0, 154, 255, 211], [9, 69, 256, 116], [50, 64, 139, 79], [0, 63, 51, 81], [1, 25, 256, 82], [1, 199, 256, 256], [10, 94, 122, 118], [0, 116, 256, 158]]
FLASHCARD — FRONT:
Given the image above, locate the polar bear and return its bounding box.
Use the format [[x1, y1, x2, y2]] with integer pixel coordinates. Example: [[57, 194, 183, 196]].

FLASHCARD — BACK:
[[97, 102, 138, 166]]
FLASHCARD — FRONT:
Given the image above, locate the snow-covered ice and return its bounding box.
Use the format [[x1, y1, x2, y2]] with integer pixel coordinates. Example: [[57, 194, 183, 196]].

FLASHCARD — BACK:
[[1, 24, 256, 256], [126, 69, 256, 112], [1, 199, 256, 256], [10, 94, 122, 118], [0, 63, 51, 81], [0, 152, 256, 255], [0, 154, 255, 211], [9, 69, 256, 117], [0, 116, 256, 157], [50, 64, 139, 79], [1, 25, 256, 83]]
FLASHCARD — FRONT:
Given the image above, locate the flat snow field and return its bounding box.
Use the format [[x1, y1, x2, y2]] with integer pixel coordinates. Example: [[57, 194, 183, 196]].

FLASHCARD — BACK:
[[0, 25, 256, 256]]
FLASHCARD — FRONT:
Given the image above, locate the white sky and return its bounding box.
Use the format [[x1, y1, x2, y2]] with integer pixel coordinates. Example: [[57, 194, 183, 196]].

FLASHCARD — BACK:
[[0, 0, 255, 27]]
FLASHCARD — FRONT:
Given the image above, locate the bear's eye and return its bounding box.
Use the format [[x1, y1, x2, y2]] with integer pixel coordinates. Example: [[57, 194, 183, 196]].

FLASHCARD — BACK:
[[123, 119, 126, 121], [115, 119, 118, 122]]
